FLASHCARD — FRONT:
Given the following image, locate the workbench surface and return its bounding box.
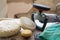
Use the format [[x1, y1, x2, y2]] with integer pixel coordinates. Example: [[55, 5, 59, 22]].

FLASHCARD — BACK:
[[0, 30, 41, 40]]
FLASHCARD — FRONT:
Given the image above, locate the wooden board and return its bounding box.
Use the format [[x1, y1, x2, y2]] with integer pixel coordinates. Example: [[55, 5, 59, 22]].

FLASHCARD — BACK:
[[7, 0, 33, 18]]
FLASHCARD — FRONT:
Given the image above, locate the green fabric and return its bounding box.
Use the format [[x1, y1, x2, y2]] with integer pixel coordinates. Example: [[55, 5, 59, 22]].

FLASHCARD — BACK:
[[39, 23, 60, 40]]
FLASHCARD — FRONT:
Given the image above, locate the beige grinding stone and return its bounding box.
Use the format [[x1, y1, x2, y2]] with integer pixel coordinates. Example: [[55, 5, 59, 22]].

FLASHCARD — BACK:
[[0, 19, 21, 37], [20, 17, 36, 31]]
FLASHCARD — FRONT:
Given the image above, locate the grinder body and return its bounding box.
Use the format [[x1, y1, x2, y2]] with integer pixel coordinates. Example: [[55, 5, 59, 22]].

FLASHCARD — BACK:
[[32, 3, 50, 31]]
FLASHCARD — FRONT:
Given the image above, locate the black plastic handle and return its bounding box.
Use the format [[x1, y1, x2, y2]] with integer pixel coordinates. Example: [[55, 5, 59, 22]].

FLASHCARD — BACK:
[[31, 13, 48, 31]]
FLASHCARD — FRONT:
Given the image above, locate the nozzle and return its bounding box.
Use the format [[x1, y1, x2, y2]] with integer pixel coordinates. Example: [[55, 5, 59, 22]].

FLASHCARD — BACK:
[[33, 3, 50, 11]]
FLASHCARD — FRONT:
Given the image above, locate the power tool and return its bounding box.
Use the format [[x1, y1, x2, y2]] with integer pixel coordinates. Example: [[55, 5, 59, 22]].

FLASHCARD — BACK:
[[31, 3, 50, 31]]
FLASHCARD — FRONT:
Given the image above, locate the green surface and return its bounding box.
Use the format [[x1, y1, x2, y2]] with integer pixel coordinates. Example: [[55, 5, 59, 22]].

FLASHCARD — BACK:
[[39, 23, 60, 40]]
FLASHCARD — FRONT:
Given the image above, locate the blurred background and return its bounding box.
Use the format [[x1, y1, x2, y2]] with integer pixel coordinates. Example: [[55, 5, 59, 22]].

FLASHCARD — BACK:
[[0, 0, 7, 18], [0, 0, 60, 18]]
